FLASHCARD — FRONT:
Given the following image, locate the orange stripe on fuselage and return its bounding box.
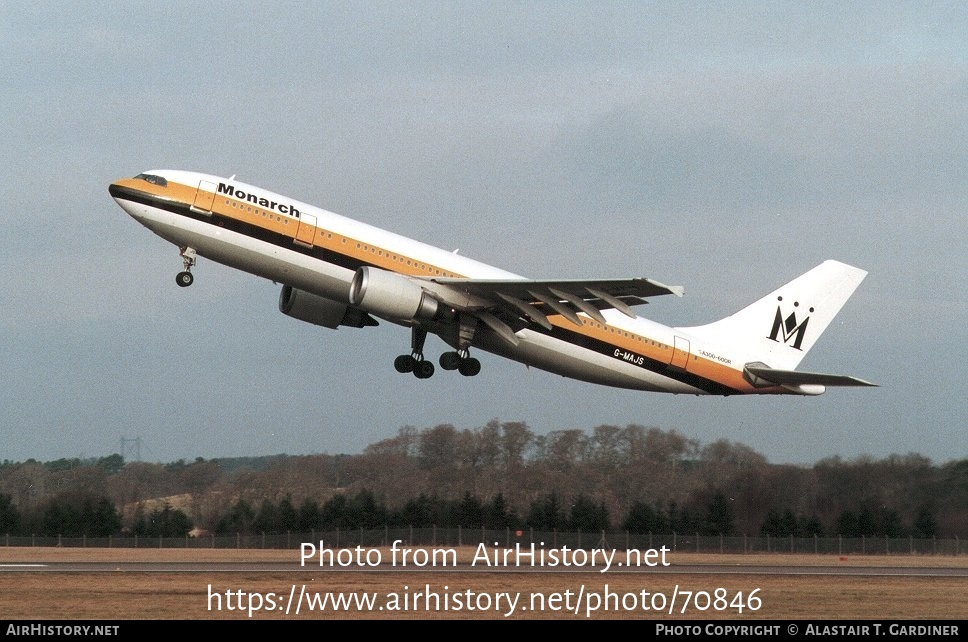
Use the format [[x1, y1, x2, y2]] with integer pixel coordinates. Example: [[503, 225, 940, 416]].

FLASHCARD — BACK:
[[128, 177, 765, 394], [210, 186, 466, 280], [549, 315, 755, 393]]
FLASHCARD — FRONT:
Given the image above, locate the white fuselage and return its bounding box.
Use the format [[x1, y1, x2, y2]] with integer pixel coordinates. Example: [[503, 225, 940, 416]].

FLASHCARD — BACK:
[[110, 169, 766, 395]]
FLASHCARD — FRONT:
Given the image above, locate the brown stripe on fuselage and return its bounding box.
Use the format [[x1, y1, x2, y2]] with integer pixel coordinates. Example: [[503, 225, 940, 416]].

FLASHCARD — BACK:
[[121, 176, 769, 395]]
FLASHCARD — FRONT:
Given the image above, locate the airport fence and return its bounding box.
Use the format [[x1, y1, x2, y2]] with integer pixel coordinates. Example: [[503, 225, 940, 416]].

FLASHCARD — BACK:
[[0, 528, 963, 556]]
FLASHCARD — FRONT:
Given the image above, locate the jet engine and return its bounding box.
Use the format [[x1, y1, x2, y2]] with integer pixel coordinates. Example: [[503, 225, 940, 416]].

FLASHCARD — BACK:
[[349, 266, 439, 322], [279, 285, 376, 329]]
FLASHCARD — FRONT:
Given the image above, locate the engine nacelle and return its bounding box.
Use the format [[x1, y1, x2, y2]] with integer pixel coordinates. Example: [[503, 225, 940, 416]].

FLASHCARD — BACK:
[[279, 285, 376, 329], [349, 266, 439, 322]]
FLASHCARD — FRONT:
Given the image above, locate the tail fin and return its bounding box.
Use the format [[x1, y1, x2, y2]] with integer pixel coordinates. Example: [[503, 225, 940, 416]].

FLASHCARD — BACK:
[[678, 260, 868, 371]]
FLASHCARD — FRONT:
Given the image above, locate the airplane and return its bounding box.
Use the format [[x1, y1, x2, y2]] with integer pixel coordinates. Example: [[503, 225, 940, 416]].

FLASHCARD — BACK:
[[109, 170, 877, 396]]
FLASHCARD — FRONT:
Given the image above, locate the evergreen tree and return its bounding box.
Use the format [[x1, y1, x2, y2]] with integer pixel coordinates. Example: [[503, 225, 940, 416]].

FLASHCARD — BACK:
[[319, 494, 349, 530], [622, 501, 666, 534], [135, 504, 192, 538], [569, 494, 609, 532], [526, 493, 567, 531], [761, 508, 798, 537], [837, 510, 859, 536], [452, 492, 483, 528], [216, 499, 255, 534], [277, 495, 299, 533], [0, 494, 19, 535], [913, 505, 938, 538], [95, 454, 125, 475], [801, 514, 824, 537], [252, 500, 279, 533], [856, 505, 877, 536], [39, 493, 120, 537], [702, 492, 736, 535], [394, 494, 435, 527], [297, 498, 321, 532], [347, 490, 387, 529], [83, 497, 122, 537], [482, 493, 516, 529]]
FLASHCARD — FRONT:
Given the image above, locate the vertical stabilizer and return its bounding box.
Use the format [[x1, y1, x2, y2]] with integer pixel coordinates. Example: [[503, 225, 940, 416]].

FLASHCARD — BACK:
[[678, 260, 868, 370]]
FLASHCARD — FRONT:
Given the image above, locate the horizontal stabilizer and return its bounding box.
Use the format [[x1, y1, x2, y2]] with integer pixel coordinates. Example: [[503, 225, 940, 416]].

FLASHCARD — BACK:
[[744, 364, 878, 388]]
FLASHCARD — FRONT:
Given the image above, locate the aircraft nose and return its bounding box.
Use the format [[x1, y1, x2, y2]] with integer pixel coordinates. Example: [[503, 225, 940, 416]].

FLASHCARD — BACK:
[[108, 177, 141, 201], [108, 178, 148, 221], [109, 173, 168, 203]]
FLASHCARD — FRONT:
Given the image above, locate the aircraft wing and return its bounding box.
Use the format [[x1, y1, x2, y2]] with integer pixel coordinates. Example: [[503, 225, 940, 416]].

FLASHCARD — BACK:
[[744, 364, 878, 388], [426, 276, 683, 343]]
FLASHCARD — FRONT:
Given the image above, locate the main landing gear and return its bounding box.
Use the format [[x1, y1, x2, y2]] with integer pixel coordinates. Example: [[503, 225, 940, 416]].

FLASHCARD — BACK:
[[176, 246, 196, 287], [439, 349, 482, 377], [394, 320, 482, 379]]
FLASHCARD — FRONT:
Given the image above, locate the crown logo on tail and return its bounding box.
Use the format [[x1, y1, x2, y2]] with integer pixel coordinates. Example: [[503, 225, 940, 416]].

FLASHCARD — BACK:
[[767, 297, 813, 350]]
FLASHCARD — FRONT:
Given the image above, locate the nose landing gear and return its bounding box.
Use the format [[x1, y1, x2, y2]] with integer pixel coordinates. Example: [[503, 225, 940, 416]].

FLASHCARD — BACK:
[[176, 247, 197, 287]]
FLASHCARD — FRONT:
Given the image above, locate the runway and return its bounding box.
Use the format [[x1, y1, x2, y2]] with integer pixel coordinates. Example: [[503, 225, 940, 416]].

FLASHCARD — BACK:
[[1, 551, 965, 619], [2, 560, 965, 576]]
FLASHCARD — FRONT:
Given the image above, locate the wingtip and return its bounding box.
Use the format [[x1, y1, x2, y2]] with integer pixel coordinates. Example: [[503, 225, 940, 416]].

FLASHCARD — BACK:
[[643, 278, 684, 297]]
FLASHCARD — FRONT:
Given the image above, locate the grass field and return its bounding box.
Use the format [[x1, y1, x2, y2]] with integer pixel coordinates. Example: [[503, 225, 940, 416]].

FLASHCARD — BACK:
[[0, 547, 965, 620]]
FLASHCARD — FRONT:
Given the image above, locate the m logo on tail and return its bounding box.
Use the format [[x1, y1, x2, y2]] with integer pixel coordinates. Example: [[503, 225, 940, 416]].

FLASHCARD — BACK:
[[768, 297, 813, 350]]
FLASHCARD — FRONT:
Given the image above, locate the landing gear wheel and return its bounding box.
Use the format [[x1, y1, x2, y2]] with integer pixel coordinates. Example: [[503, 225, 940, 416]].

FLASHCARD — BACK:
[[439, 351, 461, 371], [394, 355, 416, 373], [414, 360, 435, 379], [177, 246, 197, 288], [398, 328, 434, 379], [458, 357, 481, 377]]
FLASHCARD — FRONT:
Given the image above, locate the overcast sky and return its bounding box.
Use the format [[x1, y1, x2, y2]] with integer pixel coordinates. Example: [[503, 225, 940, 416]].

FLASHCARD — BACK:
[[1, 2, 964, 466]]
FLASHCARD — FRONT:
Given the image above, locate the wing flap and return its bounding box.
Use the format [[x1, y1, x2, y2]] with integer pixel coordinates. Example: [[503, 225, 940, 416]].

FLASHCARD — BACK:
[[496, 293, 553, 330], [475, 310, 520, 345], [427, 276, 683, 328], [527, 289, 583, 325], [548, 287, 607, 324], [585, 286, 637, 317]]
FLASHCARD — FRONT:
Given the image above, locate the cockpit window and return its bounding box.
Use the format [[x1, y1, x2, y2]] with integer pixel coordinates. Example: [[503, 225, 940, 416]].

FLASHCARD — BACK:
[[135, 173, 168, 187]]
